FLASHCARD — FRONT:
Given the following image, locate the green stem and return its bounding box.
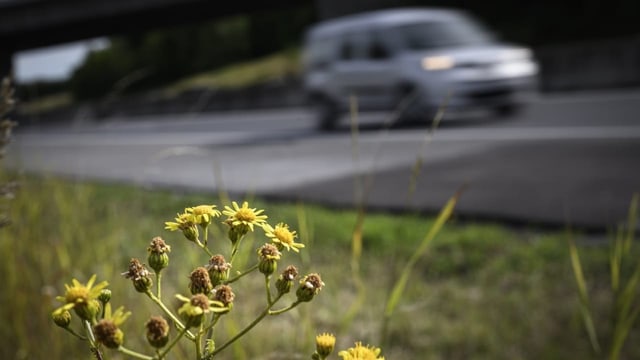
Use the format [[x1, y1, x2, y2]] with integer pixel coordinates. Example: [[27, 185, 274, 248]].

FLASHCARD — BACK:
[[195, 323, 204, 359], [157, 271, 163, 300], [145, 290, 196, 341], [158, 327, 188, 359], [211, 294, 284, 356], [203, 225, 209, 246], [269, 300, 300, 315], [265, 275, 273, 305], [64, 326, 88, 340], [229, 236, 245, 265], [83, 320, 104, 360], [197, 239, 214, 257], [204, 314, 221, 339], [226, 263, 259, 284], [117, 346, 154, 360], [195, 338, 203, 359]]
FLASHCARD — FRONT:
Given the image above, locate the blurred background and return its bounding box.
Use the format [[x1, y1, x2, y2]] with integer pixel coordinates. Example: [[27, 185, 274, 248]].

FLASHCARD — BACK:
[[5, 0, 640, 118], [2, 1, 640, 359]]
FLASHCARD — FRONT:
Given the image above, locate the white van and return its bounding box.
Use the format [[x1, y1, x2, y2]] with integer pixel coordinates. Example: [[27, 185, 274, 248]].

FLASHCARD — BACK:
[[303, 8, 539, 130]]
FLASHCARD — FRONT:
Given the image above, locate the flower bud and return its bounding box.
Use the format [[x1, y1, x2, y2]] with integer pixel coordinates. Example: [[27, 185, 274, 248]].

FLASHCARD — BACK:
[[225, 221, 250, 245], [133, 277, 153, 293], [315, 333, 336, 358], [148, 252, 169, 273], [98, 289, 112, 304], [189, 267, 213, 295], [145, 316, 170, 348], [296, 273, 324, 303], [275, 265, 298, 295], [93, 319, 124, 349], [122, 258, 153, 293], [259, 260, 278, 276], [75, 299, 101, 321], [183, 225, 199, 242], [257, 243, 281, 276], [178, 294, 212, 328], [52, 310, 71, 328], [207, 255, 231, 287], [212, 285, 235, 314], [147, 237, 171, 273]]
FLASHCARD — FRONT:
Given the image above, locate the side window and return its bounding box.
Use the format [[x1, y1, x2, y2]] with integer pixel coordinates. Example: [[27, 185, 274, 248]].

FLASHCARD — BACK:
[[339, 40, 354, 61], [367, 39, 390, 60], [306, 37, 338, 70], [339, 31, 371, 61]]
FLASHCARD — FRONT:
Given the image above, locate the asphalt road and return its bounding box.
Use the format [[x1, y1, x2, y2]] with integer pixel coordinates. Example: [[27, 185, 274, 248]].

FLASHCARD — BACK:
[[7, 89, 640, 229]]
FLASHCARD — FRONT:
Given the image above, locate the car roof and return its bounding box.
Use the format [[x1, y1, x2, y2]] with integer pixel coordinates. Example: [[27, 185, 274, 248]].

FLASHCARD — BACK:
[[306, 8, 466, 40]]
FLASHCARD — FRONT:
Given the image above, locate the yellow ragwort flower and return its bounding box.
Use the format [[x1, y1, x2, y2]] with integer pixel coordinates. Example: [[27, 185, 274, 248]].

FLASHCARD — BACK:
[[53, 274, 109, 317], [315, 332, 336, 357], [222, 201, 267, 231], [164, 212, 199, 242], [185, 205, 221, 228], [263, 222, 305, 252], [338, 342, 384, 360], [164, 212, 196, 231]]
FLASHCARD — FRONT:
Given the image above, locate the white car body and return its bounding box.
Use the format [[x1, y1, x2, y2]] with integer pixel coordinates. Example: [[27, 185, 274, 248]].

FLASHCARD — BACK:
[[303, 8, 539, 129]]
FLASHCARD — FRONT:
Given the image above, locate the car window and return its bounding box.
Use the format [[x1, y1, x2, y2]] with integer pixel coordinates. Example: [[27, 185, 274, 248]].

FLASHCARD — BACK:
[[393, 18, 494, 50], [339, 31, 371, 61], [366, 31, 393, 60], [306, 37, 338, 70]]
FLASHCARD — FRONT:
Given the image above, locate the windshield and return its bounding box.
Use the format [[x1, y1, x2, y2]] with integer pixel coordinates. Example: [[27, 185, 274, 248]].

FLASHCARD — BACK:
[[392, 19, 494, 50]]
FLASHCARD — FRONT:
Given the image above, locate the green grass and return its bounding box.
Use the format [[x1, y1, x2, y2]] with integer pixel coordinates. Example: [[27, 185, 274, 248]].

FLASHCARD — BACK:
[[16, 92, 73, 115], [162, 49, 301, 97], [18, 49, 301, 114], [1, 176, 638, 359]]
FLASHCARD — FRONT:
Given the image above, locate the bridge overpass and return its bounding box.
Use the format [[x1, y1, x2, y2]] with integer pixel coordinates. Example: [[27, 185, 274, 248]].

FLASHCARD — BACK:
[[0, 0, 313, 76]]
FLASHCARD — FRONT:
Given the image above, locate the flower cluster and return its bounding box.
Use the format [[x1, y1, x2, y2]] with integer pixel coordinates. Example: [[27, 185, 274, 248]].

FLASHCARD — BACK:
[[312, 334, 385, 360], [52, 201, 326, 359]]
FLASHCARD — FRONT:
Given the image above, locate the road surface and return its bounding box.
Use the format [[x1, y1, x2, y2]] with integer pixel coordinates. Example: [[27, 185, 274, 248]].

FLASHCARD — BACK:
[[7, 89, 640, 229]]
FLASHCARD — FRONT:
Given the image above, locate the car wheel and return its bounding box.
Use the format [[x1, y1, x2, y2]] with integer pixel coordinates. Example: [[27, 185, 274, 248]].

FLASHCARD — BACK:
[[494, 104, 522, 118], [313, 98, 339, 131]]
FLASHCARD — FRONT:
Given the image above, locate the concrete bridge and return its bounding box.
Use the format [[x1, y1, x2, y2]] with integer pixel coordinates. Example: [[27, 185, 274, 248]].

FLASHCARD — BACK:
[[0, 0, 312, 75]]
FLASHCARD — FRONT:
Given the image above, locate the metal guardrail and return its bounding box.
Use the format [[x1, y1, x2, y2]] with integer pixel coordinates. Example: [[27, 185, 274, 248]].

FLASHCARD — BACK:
[[536, 35, 640, 91]]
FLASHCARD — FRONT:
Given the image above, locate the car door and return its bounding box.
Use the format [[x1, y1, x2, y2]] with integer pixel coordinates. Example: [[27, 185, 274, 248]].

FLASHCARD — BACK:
[[331, 30, 398, 111]]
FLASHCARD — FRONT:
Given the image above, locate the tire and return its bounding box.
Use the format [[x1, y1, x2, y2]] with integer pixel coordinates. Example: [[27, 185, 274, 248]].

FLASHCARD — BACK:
[[313, 98, 339, 131], [494, 104, 522, 118]]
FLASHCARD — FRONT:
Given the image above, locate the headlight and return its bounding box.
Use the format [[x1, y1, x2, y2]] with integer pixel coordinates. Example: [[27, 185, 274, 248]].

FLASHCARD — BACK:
[[500, 48, 532, 61], [422, 56, 454, 71]]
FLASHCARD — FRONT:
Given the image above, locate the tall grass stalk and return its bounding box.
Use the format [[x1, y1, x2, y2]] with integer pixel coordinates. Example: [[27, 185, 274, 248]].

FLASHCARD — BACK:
[[380, 189, 460, 346], [342, 94, 367, 329], [569, 193, 639, 360]]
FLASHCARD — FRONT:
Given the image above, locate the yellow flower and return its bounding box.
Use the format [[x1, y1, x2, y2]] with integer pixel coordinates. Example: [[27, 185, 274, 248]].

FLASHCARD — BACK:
[[164, 212, 196, 231], [186, 205, 221, 228], [263, 222, 305, 252], [222, 201, 267, 231], [315, 333, 336, 357], [164, 212, 199, 242], [338, 342, 384, 360], [53, 274, 109, 319]]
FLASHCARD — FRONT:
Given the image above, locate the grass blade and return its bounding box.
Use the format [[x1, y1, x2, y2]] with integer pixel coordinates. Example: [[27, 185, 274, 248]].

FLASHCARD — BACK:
[[567, 232, 601, 354], [381, 188, 461, 343], [623, 193, 638, 252]]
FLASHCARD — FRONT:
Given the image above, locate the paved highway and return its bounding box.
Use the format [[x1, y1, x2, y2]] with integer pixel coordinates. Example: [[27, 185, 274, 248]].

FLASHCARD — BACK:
[[7, 89, 640, 229]]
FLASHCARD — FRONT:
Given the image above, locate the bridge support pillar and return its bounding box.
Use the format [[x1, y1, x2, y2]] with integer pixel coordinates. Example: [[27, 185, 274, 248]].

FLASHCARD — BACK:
[[0, 51, 13, 80]]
